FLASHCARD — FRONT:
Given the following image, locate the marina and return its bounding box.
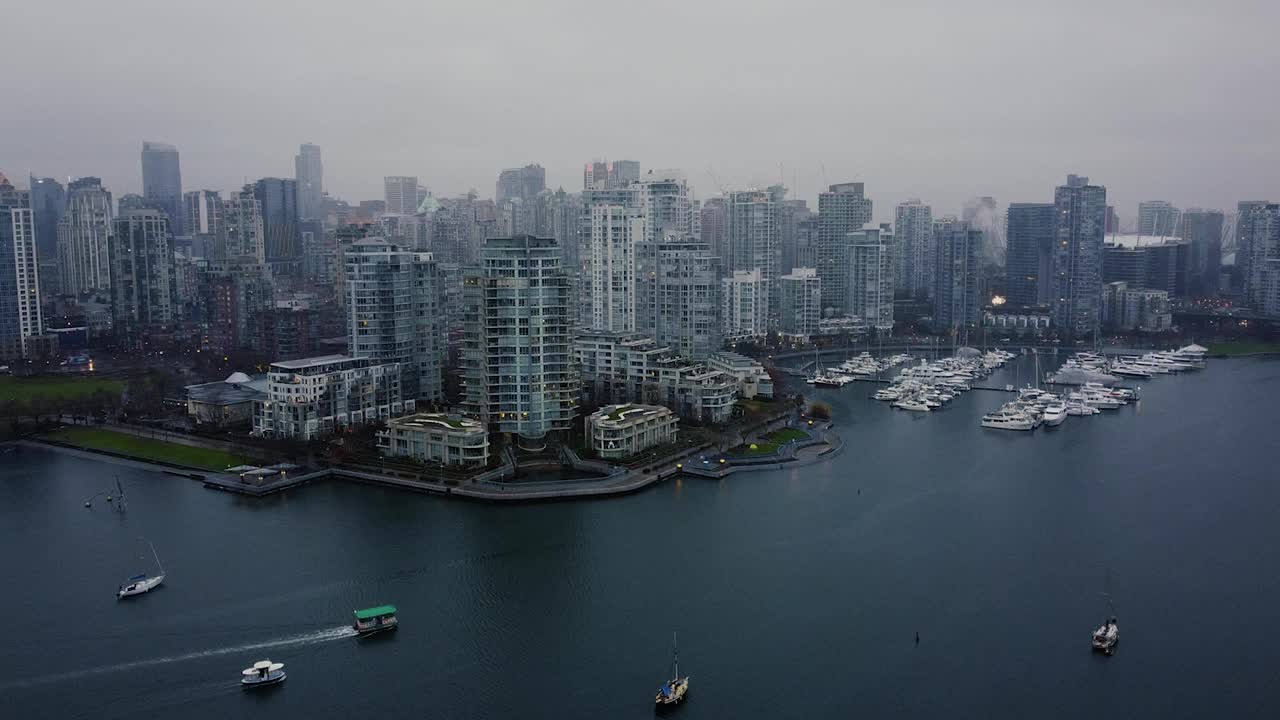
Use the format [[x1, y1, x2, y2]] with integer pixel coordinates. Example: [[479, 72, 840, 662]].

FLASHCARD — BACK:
[[1, 355, 1277, 719]]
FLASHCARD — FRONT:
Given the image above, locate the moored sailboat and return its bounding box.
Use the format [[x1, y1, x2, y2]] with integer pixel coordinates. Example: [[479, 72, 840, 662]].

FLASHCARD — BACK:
[[655, 632, 689, 708]]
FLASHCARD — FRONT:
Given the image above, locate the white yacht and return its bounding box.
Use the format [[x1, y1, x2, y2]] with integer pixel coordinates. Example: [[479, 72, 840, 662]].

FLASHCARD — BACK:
[[1065, 402, 1100, 416], [981, 410, 1035, 431], [893, 397, 932, 412], [872, 388, 900, 401], [1041, 403, 1068, 427]]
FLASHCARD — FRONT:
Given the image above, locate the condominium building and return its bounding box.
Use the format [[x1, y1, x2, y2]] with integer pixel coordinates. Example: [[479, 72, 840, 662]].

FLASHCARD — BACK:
[[496, 164, 546, 204], [655, 240, 721, 360], [706, 351, 774, 399], [933, 222, 982, 334], [894, 199, 933, 299], [57, 177, 113, 295], [721, 269, 768, 342], [254, 177, 299, 266], [575, 330, 738, 424], [1053, 175, 1107, 337], [847, 225, 895, 331], [109, 209, 177, 344], [345, 238, 445, 403], [778, 267, 821, 342], [1005, 203, 1057, 307], [184, 189, 224, 260], [1180, 209, 1225, 296], [818, 183, 873, 310], [588, 201, 645, 331], [0, 178, 42, 358], [586, 404, 678, 460], [727, 190, 780, 311], [1137, 200, 1180, 237], [252, 355, 404, 440], [223, 185, 265, 262], [1239, 203, 1280, 316], [462, 236, 578, 448], [377, 413, 490, 468]]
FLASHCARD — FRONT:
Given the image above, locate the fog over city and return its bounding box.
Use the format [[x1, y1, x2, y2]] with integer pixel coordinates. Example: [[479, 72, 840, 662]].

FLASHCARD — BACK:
[[4, 0, 1278, 219]]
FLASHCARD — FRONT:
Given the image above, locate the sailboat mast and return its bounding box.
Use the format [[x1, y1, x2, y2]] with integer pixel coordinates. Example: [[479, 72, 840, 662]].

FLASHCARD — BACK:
[[150, 541, 163, 575], [673, 631, 678, 678]]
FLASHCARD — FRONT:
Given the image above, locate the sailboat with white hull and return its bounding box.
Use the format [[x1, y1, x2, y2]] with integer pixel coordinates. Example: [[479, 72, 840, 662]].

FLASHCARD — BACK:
[[118, 541, 165, 599], [654, 632, 689, 709]]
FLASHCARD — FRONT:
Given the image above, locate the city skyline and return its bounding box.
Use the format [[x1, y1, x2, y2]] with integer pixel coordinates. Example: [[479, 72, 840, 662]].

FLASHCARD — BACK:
[[3, 2, 1277, 220]]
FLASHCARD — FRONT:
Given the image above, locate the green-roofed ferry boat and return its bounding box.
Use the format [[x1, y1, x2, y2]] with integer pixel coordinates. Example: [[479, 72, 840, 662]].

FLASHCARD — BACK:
[[353, 605, 398, 636]]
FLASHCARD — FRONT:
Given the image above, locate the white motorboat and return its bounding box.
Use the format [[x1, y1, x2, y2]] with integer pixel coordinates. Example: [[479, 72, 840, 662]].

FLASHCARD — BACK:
[[118, 542, 165, 599], [893, 397, 931, 412], [1111, 363, 1151, 378], [241, 660, 287, 688], [981, 410, 1035, 431], [1041, 403, 1068, 427], [872, 388, 900, 401], [1064, 401, 1100, 416]]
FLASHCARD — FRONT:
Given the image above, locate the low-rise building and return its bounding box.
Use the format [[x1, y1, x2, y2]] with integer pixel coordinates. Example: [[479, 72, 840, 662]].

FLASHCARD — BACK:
[[707, 351, 774, 399], [252, 354, 404, 440], [575, 330, 738, 424], [586, 404, 678, 460], [377, 413, 489, 467], [184, 371, 268, 427]]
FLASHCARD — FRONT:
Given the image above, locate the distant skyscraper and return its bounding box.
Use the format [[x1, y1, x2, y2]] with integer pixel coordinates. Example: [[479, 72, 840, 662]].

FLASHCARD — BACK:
[[1237, 200, 1272, 300], [722, 269, 768, 342], [933, 222, 982, 334], [1053, 175, 1107, 337], [1005, 203, 1057, 307], [817, 183, 873, 311], [110, 209, 177, 343], [496, 164, 546, 204], [345, 238, 445, 403], [28, 176, 65, 260], [183, 190, 223, 259], [847, 225, 895, 331], [0, 177, 43, 358], [254, 178, 299, 266], [1105, 205, 1120, 233], [588, 199, 645, 332], [894, 200, 933, 299], [1180, 210, 1225, 296], [224, 185, 266, 262], [462, 236, 578, 449], [383, 176, 420, 215], [700, 198, 728, 268], [636, 173, 695, 333], [141, 141, 183, 235], [1138, 200, 1180, 237], [295, 143, 324, 222], [727, 190, 780, 312], [778, 267, 821, 341], [655, 240, 721, 360], [778, 198, 811, 275], [57, 177, 114, 295], [1240, 203, 1280, 315], [584, 160, 640, 190]]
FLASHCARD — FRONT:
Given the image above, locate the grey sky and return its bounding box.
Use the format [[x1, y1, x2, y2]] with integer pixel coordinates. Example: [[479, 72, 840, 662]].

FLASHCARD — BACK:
[[3, 0, 1278, 222]]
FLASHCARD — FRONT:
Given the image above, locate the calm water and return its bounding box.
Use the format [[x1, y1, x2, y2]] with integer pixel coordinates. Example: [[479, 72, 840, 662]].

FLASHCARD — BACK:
[[3, 356, 1279, 719]]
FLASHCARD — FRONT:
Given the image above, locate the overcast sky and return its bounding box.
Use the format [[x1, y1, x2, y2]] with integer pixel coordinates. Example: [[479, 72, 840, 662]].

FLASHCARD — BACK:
[[3, 0, 1277, 222]]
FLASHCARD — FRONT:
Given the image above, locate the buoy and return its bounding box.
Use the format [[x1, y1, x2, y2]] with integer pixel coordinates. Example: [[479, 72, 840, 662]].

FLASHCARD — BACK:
[[106, 496, 113, 502], [84, 502, 91, 508]]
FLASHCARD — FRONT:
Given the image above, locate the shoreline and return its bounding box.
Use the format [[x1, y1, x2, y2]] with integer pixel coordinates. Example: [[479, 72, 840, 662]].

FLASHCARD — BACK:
[[12, 423, 845, 503]]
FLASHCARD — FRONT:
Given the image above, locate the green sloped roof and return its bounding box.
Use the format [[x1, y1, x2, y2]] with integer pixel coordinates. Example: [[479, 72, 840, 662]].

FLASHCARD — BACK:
[[354, 605, 397, 620]]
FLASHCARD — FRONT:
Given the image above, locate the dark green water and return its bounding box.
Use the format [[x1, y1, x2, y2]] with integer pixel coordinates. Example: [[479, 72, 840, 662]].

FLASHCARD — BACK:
[[3, 356, 1279, 719]]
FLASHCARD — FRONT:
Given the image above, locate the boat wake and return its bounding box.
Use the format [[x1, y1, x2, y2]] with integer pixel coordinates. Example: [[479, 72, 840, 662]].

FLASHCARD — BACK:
[[2, 625, 357, 690]]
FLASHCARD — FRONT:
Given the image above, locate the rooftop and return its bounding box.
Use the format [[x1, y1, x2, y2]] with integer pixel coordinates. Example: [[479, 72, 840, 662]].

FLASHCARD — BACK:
[[271, 354, 352, 370], [388, 413, 485, 433], [185, 374, 268, 405], [591, 404, 674, 426]]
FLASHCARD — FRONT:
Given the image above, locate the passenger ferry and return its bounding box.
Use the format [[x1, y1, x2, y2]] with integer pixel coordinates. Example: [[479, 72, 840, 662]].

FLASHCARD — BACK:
[[353, 605, 399, 636]]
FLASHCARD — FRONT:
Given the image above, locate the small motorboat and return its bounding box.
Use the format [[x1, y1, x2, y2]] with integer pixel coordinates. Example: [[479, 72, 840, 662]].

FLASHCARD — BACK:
[[241, 660, 286, 688], [1091, 617, 1119, 655]]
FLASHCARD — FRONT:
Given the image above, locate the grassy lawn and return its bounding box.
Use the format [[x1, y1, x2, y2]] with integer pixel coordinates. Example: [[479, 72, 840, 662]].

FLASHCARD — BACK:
[[1207, 342, 1280, 356], [767, 428, 809, 443], [728, 441, 780, 457], [42, 427, 244, 471], [0, 376, 125, 403]]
